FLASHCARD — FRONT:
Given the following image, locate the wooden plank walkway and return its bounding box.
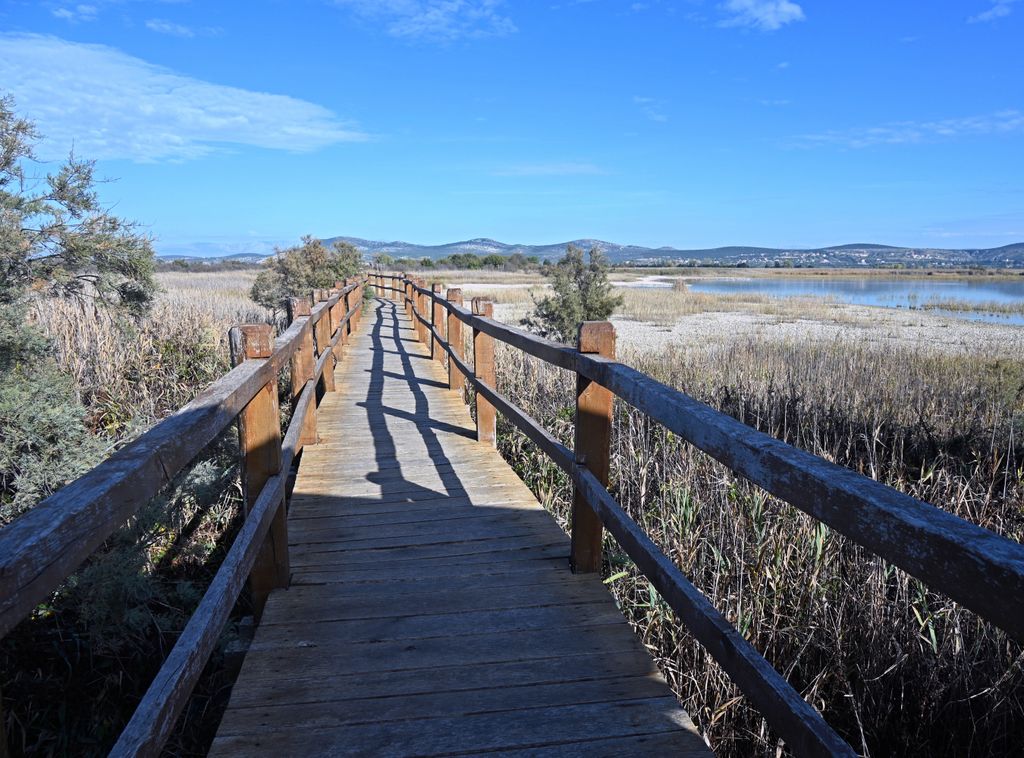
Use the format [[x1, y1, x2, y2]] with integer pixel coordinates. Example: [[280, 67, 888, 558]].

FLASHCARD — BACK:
[[210, 298, 710, 757]]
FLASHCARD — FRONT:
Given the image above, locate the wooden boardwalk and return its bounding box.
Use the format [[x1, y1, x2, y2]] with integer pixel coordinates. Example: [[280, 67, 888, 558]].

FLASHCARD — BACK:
[[210, 298, 709, 756]]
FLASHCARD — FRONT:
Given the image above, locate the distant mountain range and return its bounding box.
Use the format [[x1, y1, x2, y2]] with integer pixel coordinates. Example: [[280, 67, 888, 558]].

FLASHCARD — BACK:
[[156, 235, 1024, 268], [324, 236, 1024, 268]]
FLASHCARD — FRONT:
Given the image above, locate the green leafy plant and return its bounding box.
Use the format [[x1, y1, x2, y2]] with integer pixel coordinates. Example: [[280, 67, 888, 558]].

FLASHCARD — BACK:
[[522, 244, 623, 342], [0, 95, 155, 521], [250, 236, 362, 314]]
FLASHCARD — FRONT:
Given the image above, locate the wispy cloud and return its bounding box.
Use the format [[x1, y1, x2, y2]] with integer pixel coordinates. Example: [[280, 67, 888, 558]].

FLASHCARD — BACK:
[[791, 110, 1024, 149], [492, 162, 606, 177], [332, 0, 516, 41], [145, 19, 194, 37], [0, 34, 367, 162], [719, 0, 804, 31], [968, 0, 1018, 23], [633, 95, 668, 122], [52, 4, 98, 22], [144, 19, 222, 38]]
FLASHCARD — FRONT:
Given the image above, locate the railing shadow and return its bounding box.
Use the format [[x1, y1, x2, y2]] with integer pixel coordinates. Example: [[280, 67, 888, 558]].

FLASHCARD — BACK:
[[359, 299, 474, 502]]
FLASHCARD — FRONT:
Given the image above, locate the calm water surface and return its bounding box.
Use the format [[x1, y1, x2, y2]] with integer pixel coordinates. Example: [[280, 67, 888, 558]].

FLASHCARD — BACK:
[[684, 276, 1024, 325]]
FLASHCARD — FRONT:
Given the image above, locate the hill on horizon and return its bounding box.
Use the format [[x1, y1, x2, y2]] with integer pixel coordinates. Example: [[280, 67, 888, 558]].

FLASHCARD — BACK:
[[321, 235, 1024, 268], [154, 235, 1024, 268]]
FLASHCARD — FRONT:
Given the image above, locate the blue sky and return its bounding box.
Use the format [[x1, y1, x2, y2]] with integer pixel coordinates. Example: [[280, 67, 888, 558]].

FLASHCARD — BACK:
[[1, 1, 1022, 255]]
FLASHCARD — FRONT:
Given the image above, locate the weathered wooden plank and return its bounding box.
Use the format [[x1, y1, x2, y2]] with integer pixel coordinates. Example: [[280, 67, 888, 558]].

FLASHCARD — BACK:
[[254, 602, 626, 651], [258, 579, 612, 626], [215, 674, 673, 735], [210, 697, 700, 756], [224, 647, 661, 709], [292, 550, 567, 585], [287, 535, 571, 569]]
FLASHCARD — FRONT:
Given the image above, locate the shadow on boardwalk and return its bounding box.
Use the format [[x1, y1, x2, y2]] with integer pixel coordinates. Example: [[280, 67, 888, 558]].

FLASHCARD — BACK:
[[208, 297, 711, 757]]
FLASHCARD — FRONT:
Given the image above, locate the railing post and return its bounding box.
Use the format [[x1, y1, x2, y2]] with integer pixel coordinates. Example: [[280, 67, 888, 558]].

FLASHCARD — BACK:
[[431, 282, 444, 363], [229, 324, 289, 619], [571, 321, 616, 574], [353, 277, 362, 331], [471, 298, 496, 447], [287, 297, 317, 448], [314, 289, 336, 392], [339, 279, 351, 346], [412, 279, 423, 343], [446, 288, 464, 399], [333, 280, 346, 348], [403, 275, 411, 321]]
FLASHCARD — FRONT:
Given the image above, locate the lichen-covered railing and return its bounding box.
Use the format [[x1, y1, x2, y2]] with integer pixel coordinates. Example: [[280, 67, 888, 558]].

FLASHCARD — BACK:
[[371, 272, 1024, 758], [0, 277, 366, 757]]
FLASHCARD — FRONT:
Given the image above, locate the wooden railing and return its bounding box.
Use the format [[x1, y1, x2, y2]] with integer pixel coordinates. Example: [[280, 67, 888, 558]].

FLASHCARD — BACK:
[[0, 277, 366, 757], [371, 272, 1024, 758]]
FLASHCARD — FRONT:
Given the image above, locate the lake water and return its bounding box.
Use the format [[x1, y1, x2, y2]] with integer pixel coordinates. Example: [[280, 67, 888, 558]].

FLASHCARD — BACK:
[[682, 276, 1024, 325]]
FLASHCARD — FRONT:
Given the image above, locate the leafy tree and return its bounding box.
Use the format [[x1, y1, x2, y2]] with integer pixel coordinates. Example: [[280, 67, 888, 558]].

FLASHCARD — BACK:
[[372, 252, 394, 269], [507, 252, 529, 270], [481, 253, 506, 268], [420, 256, 435, 269], [522, 244, 623, 342], [250, 236, 362, 313], [0, 95, 153, 521]]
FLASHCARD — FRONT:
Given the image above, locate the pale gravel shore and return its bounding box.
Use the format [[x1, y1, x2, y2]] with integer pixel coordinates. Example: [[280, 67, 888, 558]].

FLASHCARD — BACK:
[[491, 301, 1024, 358]]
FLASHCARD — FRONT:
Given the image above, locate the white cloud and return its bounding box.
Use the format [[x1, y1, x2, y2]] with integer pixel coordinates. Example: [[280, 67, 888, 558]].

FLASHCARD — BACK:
[[51, 4, 98, 22], [145, 19, 195, 37], [969, 0, 1018, 22], [333, 0, 516, 41], [792, 110, 1024, 149], [492, 162, 605, 177], [0, 34, 367, 162], [633, 95, 668, 122], [719, 0, 804, 31]]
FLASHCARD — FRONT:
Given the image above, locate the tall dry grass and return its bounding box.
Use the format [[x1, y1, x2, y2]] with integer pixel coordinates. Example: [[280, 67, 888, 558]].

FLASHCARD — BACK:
[[27, 271, 272, 436], [5, 270, 274, 755], [491, 335, 1024, 756]]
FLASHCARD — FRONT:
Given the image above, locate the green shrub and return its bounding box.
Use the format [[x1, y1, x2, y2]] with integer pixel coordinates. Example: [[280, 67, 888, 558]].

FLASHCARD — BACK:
[[522, 244, 622, 342], [250, 236, 362, 314]]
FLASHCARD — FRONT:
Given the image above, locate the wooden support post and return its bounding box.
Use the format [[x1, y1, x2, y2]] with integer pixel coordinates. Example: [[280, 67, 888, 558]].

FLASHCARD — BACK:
[[354, 277, 361, 330], [287, 298, 317, 448], [414, 280, 425, 343], [447, 288, 464, 399], [314, 290, 336, 392], [340, 278, 351, 346], [404, 277, 412, 322], [472, 298, 496, 447], [571, 321, 616, 574], [431, 282, 444, 363], [229, 324, 289, 619]]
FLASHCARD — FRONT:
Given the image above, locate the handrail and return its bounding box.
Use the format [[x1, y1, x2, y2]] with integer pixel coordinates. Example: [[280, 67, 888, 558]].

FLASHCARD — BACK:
[[0, 276, 367, 756], [378, 271, 1024, 757]]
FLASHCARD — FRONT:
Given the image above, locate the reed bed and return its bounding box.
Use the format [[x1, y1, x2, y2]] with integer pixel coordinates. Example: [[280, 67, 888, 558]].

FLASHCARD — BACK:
[[5, 271, 273, 755], [917, 296, 1024, 316], [27, 271, 271, 437], [491, 335, 1024, 756]]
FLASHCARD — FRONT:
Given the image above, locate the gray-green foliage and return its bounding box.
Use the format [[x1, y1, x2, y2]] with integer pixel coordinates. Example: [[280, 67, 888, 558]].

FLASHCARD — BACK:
[[0, 95, 155, 521], [250, 236, 362, 314], [523, 244, 623, 342]]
